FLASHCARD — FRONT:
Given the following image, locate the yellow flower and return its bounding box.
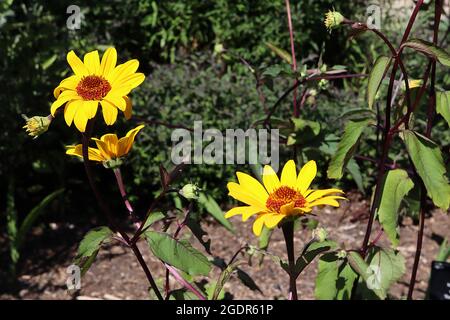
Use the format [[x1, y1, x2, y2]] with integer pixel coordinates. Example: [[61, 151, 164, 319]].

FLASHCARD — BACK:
[[66, 125, 145, 167], [51, 48, 145, 132], [225, 160, 345, 236]]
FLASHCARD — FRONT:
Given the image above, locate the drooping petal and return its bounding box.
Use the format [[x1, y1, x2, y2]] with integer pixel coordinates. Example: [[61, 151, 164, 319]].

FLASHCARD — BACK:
[[67, 50, 89, 76], [227, 182, 267, 210], [264, 213, 286, 229], [297, 160, 317, 194], [262, 165, 281, 193], [83, 50, 100, 75], [123, 96, 132, 120], [236, 172, 269, 202], [100, 100, 118, 125], [280, 160, 297, 188], [92, 138, 113, 160], [306, 188, 344, 202], [100, 47, 117, 78], [100, 133, 119, 157]]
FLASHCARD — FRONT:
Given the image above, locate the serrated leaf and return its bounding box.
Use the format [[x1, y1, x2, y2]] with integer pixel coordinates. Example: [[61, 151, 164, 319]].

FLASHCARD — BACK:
[[315, 253, 339, 300], [403, 39, 450, 66], [368, 56, 391, 109], [436, 91, 450, 127], [265, 42, 292, 65], [402, 130, 450, 210], [144, 231, 211, 276], [347, 159, 364, 192], [376, 169, 414, 247], [76, 226, 113, 258], [328, 120, 370, 179], [198, 192, 234, 232]]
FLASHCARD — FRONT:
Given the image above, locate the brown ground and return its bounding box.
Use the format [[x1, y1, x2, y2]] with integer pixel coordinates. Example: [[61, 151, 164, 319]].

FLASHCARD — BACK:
[[1, 192, 449, 300]]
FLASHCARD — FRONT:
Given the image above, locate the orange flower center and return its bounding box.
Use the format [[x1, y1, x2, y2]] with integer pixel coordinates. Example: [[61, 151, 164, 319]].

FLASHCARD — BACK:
[[266, 186, 306, 213], [76, 75, 111, 100]]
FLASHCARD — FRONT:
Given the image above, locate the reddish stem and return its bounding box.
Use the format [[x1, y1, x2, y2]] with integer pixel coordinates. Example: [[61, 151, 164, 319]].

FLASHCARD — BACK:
[[284, 0, 299, 117]]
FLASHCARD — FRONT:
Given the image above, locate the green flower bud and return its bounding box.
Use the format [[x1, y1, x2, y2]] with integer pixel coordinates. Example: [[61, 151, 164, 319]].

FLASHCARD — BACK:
[[179, 183, 200, 200], [103, 158, 123, 169], [337, 250, 347, 259], [312, 227, 328, 242], [22, 114, 52, 139], [324, 10, 345, 32]]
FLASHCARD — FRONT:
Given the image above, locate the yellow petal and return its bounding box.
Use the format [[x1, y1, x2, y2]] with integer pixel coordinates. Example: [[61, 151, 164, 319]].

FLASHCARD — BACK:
[[54, 75, 80, 98], [262, 165, 280, 193], [104, 93, 127, 111], [264, 213, 286, 229], [100, 133, 119, 157], [252, 214, 267, 236], [236, 172, 269, 202], [100, 47, 117, 78], [73, 103, 89, 132], [280, 160, 297, 188], [115, 73, 145, 91], [100, 100, 118, 125], [108, 59, 139, 85], [67, 50, 89, 76], [66, 144, 105, 162], [297, 160, 317, 194], [117, 124, 145, 156], [306, 188, 344, 202], [64, 100, 82, 126], [83, 100, 99, 119], [307, 196, 346, 208], [83, 50, 100, 75], [92, 139, 113, 160], [227, 182, 267, 210], [51, 91, 80, 116], [280, 201, 295, 215], [224, 206, 262, 221], [123, 96, 132, 119]]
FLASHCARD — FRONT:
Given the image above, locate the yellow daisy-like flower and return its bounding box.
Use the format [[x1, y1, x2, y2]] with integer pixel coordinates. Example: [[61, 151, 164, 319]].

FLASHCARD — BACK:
[[51, 48, 145, 132], [66, 125, 145, 167], [225, 160, 345, 236]]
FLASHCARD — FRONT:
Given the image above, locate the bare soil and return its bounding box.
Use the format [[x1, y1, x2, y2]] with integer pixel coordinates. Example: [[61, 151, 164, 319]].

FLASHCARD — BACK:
[[1, 192, 449, 300]]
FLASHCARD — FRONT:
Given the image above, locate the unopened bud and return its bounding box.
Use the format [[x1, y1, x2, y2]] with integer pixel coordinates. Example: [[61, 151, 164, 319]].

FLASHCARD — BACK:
[[312, 227, 328, 242], [22, 115, 52, 139], [179, 183, 200, 200]]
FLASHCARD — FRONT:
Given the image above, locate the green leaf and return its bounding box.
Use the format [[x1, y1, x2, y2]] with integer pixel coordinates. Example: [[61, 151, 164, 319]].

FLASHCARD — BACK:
[[258, 226, 272, 250], [265, 42, 292, 65], [436, 91, 450, 127], [142, 212, 165, 230], [212, 261, 241, 300], [315, 253, 339, 300], [402, 130, 450, 210], [368, 56, 391, 109], [403, 39, 450, 66], [75, 226, 113, 276], [376, 169, 414, 247], [328, 120, 370, 179], [15, 188, 64, 249], [295, 240, 338, 277], [198, 192, 234, 232], [436, 238, 450, 262], [76, 227, 113, 258], [144, 231, 211, 276], [347, 159, 364, 192], [336, 261, 358, 300]]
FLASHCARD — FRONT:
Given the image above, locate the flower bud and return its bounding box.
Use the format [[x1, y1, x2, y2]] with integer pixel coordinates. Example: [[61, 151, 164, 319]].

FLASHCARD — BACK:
[[312, 227, 328, 242], [179, 183, 200, 200], [337, 250, 347, 259], [324, 10, 346, 32], [22, 115, 51, 139]]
